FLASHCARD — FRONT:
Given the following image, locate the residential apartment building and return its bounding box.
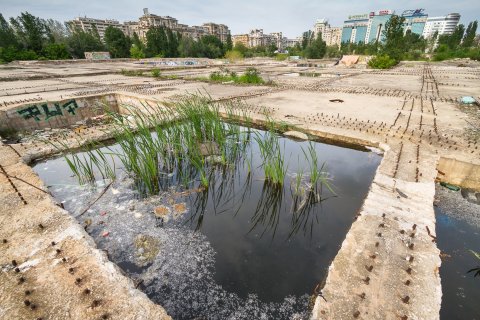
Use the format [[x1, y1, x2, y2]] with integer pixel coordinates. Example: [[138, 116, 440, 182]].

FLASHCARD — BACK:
[[67, 17, 127, 41], [270, 32, 284, 51], [232, 30, 285, 51], [422, 13, 461, 38], [202, 23, 230, 42], [232, 34, 249, 47], [248, 29, 267, 47], [283, 38, 301, 48], [313, 19, 342, 47], [69, 8, 230, 43]]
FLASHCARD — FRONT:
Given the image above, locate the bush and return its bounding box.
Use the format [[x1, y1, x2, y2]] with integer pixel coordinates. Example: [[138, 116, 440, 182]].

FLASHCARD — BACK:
[[208, 67, 264, 85], [209, 71, 231, 82], [121, 69, 144, 76], [130, 45, 145, 59], [42, 43, 71, 60], [368, 54, 398, 69], [151, 68, 161, 78], [0, 46, 39, 62], [237, 67, 264, 84], [402, 50, 425, 61], [225, 50, 243, 62], [275, 53, 288, 61], [468, 48, 480, 61]]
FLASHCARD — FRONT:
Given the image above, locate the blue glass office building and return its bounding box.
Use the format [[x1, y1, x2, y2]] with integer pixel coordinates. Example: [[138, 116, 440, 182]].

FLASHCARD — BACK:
[[365, 12, 393, 43], [341, 9, 429, 44], [341, 14, 370, 44], [402, 9, 428, 36]]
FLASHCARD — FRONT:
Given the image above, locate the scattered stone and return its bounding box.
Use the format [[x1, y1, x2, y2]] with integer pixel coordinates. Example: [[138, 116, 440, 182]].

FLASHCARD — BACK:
[[134, 234, 160, 265], [154, 206, 171, 222], [198, 141, 220, 156], [283, 131, 308, 141], [205, 155, 223, 164], [173, 203, 188, 218]]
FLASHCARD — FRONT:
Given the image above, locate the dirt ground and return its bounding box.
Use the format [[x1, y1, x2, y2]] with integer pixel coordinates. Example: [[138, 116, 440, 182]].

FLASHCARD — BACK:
[[1, 57, 479, 319]]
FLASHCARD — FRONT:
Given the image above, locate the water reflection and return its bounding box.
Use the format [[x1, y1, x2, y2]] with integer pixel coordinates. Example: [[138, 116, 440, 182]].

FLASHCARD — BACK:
[[32, 126, 382, 303]]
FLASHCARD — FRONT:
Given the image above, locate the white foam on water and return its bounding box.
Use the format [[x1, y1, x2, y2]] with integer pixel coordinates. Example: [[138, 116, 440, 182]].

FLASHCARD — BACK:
[[49, 174, 311, 319]]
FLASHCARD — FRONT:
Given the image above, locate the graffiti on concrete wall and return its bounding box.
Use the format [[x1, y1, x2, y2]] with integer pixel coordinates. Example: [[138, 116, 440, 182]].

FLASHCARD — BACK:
[[17, 100, 79, 122], [84, 52, 111, 60]]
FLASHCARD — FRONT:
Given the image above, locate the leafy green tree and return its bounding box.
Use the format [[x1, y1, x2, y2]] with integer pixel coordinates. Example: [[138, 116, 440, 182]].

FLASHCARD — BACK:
[[90, 24, 102, 43], [42, 43, 70, 59], [381, 15, 406, 61], [438, 24, 465, 50], [226, 33, 233, 51], [304, 33, 326, 59], [301, 30, 313, 49], [44, 19, 68, 43], [66, 27, 105, 58], [200, 35, 224, 58], [9, 12, 51, 54], [402, 30, 426, 60], [131, 32, 144, 50], [287, 43, 303, 56], [165, 28, 179, 57], [104, 26, 130, 58], [233, 42, 248, 55], [266, 43, 277, 57], [145, 26, 168, 57], [0, 13, 18, 48], [178, 36, 201, 57], [463, 21, 478, 48], [425, 31, 439, 53], [325, 45, 342, 58], [130, 45, 145, 58], [130, 32, 145, 58]]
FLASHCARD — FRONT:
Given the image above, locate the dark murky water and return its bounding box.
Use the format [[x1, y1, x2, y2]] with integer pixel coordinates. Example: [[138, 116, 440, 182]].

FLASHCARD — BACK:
[[33, 128, 381, 319], [435, 207, 480, 320]]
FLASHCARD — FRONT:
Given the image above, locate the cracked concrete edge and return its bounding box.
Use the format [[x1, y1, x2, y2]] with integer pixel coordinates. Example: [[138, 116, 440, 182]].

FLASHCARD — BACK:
[[311, 142, 442, 320], [1, 95, 447, 320], [0, 143, 171, 320]]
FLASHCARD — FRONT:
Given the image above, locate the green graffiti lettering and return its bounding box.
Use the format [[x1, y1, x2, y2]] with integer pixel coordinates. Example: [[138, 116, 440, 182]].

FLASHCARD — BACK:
[[17, 105, 42, 122], [62, 100, 79, 115], [41, 103, 63, 120]]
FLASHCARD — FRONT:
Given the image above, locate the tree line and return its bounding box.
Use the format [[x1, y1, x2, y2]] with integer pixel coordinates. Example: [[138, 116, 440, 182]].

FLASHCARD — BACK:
[[0, 11, 234, 62], [1, 11, 478, 65]]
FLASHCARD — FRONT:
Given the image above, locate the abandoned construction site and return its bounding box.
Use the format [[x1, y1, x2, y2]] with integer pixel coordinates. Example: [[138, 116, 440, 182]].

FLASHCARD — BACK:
[[0, 57, 479, 320]]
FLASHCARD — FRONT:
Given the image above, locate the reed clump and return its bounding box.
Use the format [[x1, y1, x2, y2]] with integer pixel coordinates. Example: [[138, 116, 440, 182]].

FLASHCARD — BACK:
[[52, 95, 333, 206]]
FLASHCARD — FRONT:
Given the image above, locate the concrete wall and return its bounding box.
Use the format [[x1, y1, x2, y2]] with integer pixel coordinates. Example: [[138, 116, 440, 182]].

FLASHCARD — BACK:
[[116, 94, 159, 115], [0, 94, 118, 132], [437, 157, 480, 190]]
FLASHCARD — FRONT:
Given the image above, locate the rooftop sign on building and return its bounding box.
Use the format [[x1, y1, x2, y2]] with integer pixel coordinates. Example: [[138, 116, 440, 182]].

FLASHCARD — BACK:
[[369, 10, 393, 17], [377, 9, 393, 15], [347, 14, 369, 20], [402, 9, 426, 16]]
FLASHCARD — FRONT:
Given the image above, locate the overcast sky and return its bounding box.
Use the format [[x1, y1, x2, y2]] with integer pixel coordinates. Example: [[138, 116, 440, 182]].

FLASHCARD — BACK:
[[0, 0, 478, 38]]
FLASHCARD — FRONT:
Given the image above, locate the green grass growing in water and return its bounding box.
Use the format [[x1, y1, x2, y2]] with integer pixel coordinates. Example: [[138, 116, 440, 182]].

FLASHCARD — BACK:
[[52, 95, 333, 201]]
